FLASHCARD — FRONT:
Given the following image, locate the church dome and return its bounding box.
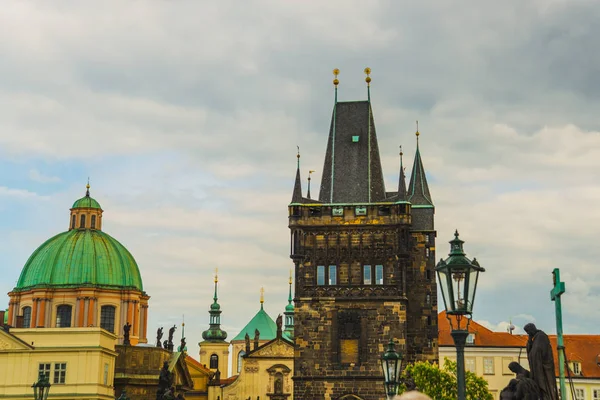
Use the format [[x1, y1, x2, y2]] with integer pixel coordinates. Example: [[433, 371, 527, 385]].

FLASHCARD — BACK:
[[15, 229, 143, 292], [13, 186, 143, 292]]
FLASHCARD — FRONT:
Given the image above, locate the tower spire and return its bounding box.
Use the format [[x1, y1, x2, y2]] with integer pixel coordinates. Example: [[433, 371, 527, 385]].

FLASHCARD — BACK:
[[407, 123, 433, 207], [398, 145, 407, 201], [284, 269, 294, 339], [307, 170, 315, 199], [291, 147, 303, 203], [201, 268, 227, 342]]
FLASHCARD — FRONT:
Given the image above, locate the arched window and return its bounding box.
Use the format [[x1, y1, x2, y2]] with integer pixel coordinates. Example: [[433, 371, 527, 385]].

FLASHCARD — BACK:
[[91, 215, 97, 229], [71, 215, 76, 229], [22, 306, 32, 328], [56, 305, 72, 327], [210, 354, 219, 369], [100, 305, 116, 333], [237, 350, 246, 373], [80, 214, 86, 228], [274, 372, 284, 394]]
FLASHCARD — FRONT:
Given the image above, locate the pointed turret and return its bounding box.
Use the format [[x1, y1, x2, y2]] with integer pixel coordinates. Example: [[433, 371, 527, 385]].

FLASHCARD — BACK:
[[398, 146, 407, 201], [318, 69, 386, 203], [407, 126, 433, 207], [201, 270, 227, 342], [284, 271, 294, 339], [291, 149, 304, 203]]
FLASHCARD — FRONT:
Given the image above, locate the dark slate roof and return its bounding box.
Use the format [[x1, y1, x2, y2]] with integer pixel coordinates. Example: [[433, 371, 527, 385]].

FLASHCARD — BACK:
[[407, 143, 433, 206], [291, 167, 303, 203], [318, 101, 386, 204]]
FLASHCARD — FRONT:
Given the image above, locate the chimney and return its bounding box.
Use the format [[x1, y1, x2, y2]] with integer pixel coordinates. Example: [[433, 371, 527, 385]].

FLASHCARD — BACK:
[[0, 310, 4, 328]]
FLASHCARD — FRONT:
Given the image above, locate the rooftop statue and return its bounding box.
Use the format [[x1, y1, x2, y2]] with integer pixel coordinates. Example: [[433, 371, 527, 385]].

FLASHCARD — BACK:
[[525, 323, 559, 400]]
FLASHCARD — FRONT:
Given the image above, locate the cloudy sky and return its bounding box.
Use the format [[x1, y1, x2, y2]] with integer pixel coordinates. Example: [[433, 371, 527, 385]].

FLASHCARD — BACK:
[[1, 1, 599, 360]]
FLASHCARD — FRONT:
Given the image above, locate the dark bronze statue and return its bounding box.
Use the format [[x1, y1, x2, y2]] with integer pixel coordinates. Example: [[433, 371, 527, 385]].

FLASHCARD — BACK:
[[180, 336, 186, 352], [123, 322, 132, 346], [525, 323, 559, 400], [501, 362, 540, 399], [156, 327, 164, 348], [157, 361, 173, 400], [276, 314, 283, 334], [253, 328, 260, 350], [245, 333, 250, 353], [168, 325, 177, 351]]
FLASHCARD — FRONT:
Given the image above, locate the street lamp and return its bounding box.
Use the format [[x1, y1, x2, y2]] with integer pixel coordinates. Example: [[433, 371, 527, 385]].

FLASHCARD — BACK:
[[381, 339, 403, 400], [32, 373, 51, 400], [435, 230, 484, 400]]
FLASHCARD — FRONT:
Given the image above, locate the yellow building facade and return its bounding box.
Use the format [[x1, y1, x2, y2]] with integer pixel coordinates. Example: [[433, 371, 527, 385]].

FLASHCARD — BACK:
[[0, 327, 117, 400]]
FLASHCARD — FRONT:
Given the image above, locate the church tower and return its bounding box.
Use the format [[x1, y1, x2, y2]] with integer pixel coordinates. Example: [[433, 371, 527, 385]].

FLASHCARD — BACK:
[[199, 271, 229, 376], [289, 70, 437, 400]]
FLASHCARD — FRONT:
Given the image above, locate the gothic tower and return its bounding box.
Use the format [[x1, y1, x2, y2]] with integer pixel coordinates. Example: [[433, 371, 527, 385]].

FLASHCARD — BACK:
[[199, 271, 229, 376], [289, 70, 437, 400]]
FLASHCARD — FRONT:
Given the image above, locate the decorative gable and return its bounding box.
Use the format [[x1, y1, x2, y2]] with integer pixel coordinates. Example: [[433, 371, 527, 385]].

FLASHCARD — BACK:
[[0, 330, 34, 351], [247, 338, 293, 358]]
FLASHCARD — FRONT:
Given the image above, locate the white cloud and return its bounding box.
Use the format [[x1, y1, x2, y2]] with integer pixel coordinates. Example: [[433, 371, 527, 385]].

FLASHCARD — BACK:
[[29, 168, 60, 183]]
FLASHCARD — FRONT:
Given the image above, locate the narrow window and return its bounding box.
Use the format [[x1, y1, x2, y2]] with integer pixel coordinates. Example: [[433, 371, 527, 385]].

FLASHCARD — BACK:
[[427, 316, 432, 326], [426, 293, 431, 305], [274, 372, 284, 394], [426, 270, 431, 280], [100, 305, 116, 333], [237, 351, 246, 373], [38, 363, 51, 380], [593, 389, 600, 400], [483, 357, 495, 375], [575, 388, 585, 400], [56, 305, 72, 328], [425, 248, 430, 258], [317, 266, 325, 286], [103, 363, 109, 385], [338, 311, 360, 365], [80, 214, 86, 228], [363, 265, 372, 285], [210, 354, 219, 369], [375, 265, 383, 285], [329, 265, 337, 285], [22, 306, 32, 328], [71, 215, 76, 229], [91, 215, 96, 229], [466, 358, 476, 373], [54, 363, 67, 384]]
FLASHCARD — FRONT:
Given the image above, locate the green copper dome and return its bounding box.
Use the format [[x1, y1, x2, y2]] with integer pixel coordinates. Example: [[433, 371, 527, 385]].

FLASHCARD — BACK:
[[15, 229, 143, 292], [72, 195, 102, 210], [232, 305, 277, 341]]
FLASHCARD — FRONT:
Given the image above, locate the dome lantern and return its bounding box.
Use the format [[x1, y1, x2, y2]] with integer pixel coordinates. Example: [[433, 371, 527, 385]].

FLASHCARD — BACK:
[[69, 183, 103, 231]]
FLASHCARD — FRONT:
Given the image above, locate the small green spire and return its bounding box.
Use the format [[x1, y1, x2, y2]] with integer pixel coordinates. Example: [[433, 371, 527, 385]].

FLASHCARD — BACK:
[[202, 269, 227, 342], [284, 270, 295, 339]]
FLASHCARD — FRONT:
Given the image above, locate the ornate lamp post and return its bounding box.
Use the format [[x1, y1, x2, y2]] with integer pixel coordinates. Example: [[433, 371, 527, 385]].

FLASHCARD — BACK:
[[32, 373, 51, 400], [435, 230, 485, 400], [380, 339, 403, 400]]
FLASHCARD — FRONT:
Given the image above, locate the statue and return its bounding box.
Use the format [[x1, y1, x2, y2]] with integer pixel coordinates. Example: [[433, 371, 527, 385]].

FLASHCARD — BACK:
[[123, 322, 132, 346], [245, 333, 251, 353], [156, 327, 164, 348], [168, 325, 177, 351], [276, 314, 283, 336], [500, 362, 540, 399], [163, 339, 169, 349], [525, 323, 559, 400], [215, 369, 221, 382], [254, 328, 260, 350], [180, 336, 186, 352], [157, 361, 173, 400], [116, 390, 130, 400]]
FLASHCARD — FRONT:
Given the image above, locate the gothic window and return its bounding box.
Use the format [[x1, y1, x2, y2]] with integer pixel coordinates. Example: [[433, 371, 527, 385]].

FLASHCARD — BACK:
[[426, 270, 431, 280], [317, 265, 325, 285], [210, 354, 218, 369], [363, 265, 372, 284], [375, 265, 383, 285], [317, 265, 337, 286], [237, 351, 245, 373], [329, 265, 337, 285], [80, 214, 86, 228], [56, 305, 72, 328], [274, 372, 284, 394], [22, 306, 32, 328], [425, 248, 430, 258], [71, 215, 76, 229], [338, 311, 361, 365], [426, 293, 431, 305], [100, 305, 115, 333], [91, 215, 96, 229]]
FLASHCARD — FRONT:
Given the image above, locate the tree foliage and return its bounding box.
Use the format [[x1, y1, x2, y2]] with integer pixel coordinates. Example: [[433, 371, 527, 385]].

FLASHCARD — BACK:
[[399, 358, 494, 400]]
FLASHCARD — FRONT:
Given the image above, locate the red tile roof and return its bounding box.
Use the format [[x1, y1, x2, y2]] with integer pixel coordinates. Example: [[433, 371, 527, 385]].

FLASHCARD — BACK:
[[438, 312, 600, 378], [185, 355, 213, 374]]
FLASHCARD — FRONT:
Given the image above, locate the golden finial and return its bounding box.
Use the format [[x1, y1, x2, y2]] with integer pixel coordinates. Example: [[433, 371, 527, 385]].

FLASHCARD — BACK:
[[214, 268, 218, 283], [364, 67, 372, 85], [333, 68, 340, 86], [289, 269, 293, 285], [297, 146, 300, 159], [416, 120, 420, 137], [86, 178, 90, 196], [399, 145, 403, 157], [260, 287, 264, 304]]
